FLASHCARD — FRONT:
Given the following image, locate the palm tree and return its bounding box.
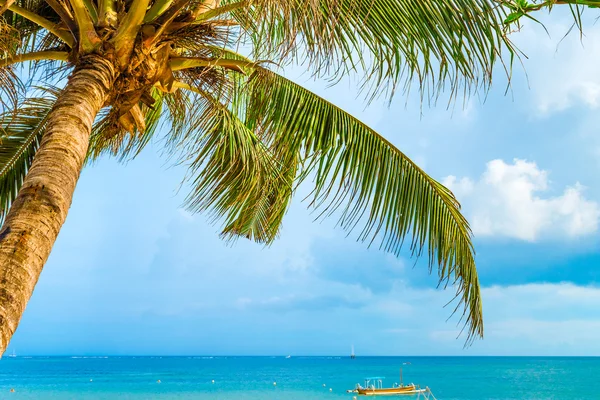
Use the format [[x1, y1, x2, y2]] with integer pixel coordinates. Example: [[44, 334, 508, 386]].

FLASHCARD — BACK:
[[0, 0, 514, 354]]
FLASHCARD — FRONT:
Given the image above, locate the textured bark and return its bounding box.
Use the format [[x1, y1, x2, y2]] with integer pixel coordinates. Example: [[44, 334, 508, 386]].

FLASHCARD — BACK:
[[0, 56, 116, 355]]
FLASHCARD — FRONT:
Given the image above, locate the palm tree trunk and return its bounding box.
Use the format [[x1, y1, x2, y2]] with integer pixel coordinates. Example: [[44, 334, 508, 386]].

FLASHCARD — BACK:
[[0, 55, 116, 355]]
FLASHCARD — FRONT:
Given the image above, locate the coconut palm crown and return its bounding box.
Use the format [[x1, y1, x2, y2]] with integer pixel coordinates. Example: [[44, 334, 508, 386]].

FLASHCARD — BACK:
[[0, 0, 517, 353]]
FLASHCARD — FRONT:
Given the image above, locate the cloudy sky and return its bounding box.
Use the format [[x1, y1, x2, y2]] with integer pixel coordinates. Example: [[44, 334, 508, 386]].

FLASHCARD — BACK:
[[10, 9, 600, 356]]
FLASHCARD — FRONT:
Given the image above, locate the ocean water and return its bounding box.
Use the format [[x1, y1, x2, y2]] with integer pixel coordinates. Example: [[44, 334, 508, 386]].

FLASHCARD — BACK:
[[0, 356, 598, 399]]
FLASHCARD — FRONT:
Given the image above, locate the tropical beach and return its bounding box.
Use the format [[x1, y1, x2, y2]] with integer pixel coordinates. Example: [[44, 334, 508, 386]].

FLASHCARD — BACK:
[[2, 0, 600, 399]]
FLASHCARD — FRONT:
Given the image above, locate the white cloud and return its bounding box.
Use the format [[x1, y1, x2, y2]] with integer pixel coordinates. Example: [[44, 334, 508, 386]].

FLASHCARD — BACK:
[[443, 159, 600, 241]]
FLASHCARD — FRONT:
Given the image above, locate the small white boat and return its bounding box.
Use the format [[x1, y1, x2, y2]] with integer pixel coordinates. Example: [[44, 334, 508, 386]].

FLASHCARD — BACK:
[[285, 355, 291, 359], [7, 350, 16, 358]]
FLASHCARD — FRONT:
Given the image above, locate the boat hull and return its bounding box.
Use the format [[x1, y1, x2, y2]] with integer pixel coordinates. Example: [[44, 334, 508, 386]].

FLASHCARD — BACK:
[[356, 385, 425, 396]]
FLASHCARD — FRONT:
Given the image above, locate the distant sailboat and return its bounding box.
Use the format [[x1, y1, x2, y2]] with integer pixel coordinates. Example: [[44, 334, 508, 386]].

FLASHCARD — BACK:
[[350, 345, 355, 359], [7, 350, 16, 358]]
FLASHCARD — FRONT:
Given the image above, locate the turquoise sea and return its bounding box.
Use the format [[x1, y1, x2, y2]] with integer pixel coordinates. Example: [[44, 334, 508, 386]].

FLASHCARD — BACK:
[[0, 356, 598, 399]]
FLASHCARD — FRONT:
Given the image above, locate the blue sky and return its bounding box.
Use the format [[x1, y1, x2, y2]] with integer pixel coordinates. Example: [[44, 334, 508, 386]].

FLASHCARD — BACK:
[[9, 10, 600, 356]]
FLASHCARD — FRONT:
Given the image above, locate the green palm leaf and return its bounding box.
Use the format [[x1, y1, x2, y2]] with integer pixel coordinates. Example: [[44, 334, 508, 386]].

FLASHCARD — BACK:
[[226, 0, 514, 101], [1, 0, 67, 52], [175, 63, 481, 340], [219, 145, 297, 243], [225, 67, 481, 341], [0, 19, 23, 111], [173, 85, 291, 242], [0, 87, 58, 221]]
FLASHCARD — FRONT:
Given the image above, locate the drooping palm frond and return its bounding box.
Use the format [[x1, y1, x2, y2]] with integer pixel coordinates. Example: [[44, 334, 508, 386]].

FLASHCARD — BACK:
[[177, 65, 481, 341], [152, 55, 297, 242], [216, 95, 297, 242], [264, 72, 479, 342], [170, 85, 292, 243], [0, 87, 58, 221], [226, 0, 514, 101], [217, 146, 296, 242]]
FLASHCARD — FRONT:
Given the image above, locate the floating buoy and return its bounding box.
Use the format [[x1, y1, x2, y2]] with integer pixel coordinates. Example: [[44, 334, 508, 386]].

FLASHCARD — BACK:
[[273, 382, 277, 386], [90, 379, 93, 382], [323, 383, 326, 387], [211, 380, 215, 384], [329, 388, 333, 392], [157, 380, 161, 384]]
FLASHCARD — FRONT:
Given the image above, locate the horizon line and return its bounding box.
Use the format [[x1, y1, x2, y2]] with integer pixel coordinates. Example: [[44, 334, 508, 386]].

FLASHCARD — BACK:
[[4, 354, 600, 358]]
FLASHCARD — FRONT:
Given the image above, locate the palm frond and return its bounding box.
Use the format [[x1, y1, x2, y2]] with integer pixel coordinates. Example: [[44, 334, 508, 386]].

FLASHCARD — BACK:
[[185, 109, 290, 242], [0, 19, 23, 111], [239, 68, 482, 342], [217, 149, 296, 242], [2, 0, 75, 50], [169, 53, 482, 339], [0, 86, 59, 221], [0, 1, 72, 104], [164, 81, 292, 243], [225, 0, 514, 101], [216, 73, 298, 242], [168, 24, 229, 54]]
